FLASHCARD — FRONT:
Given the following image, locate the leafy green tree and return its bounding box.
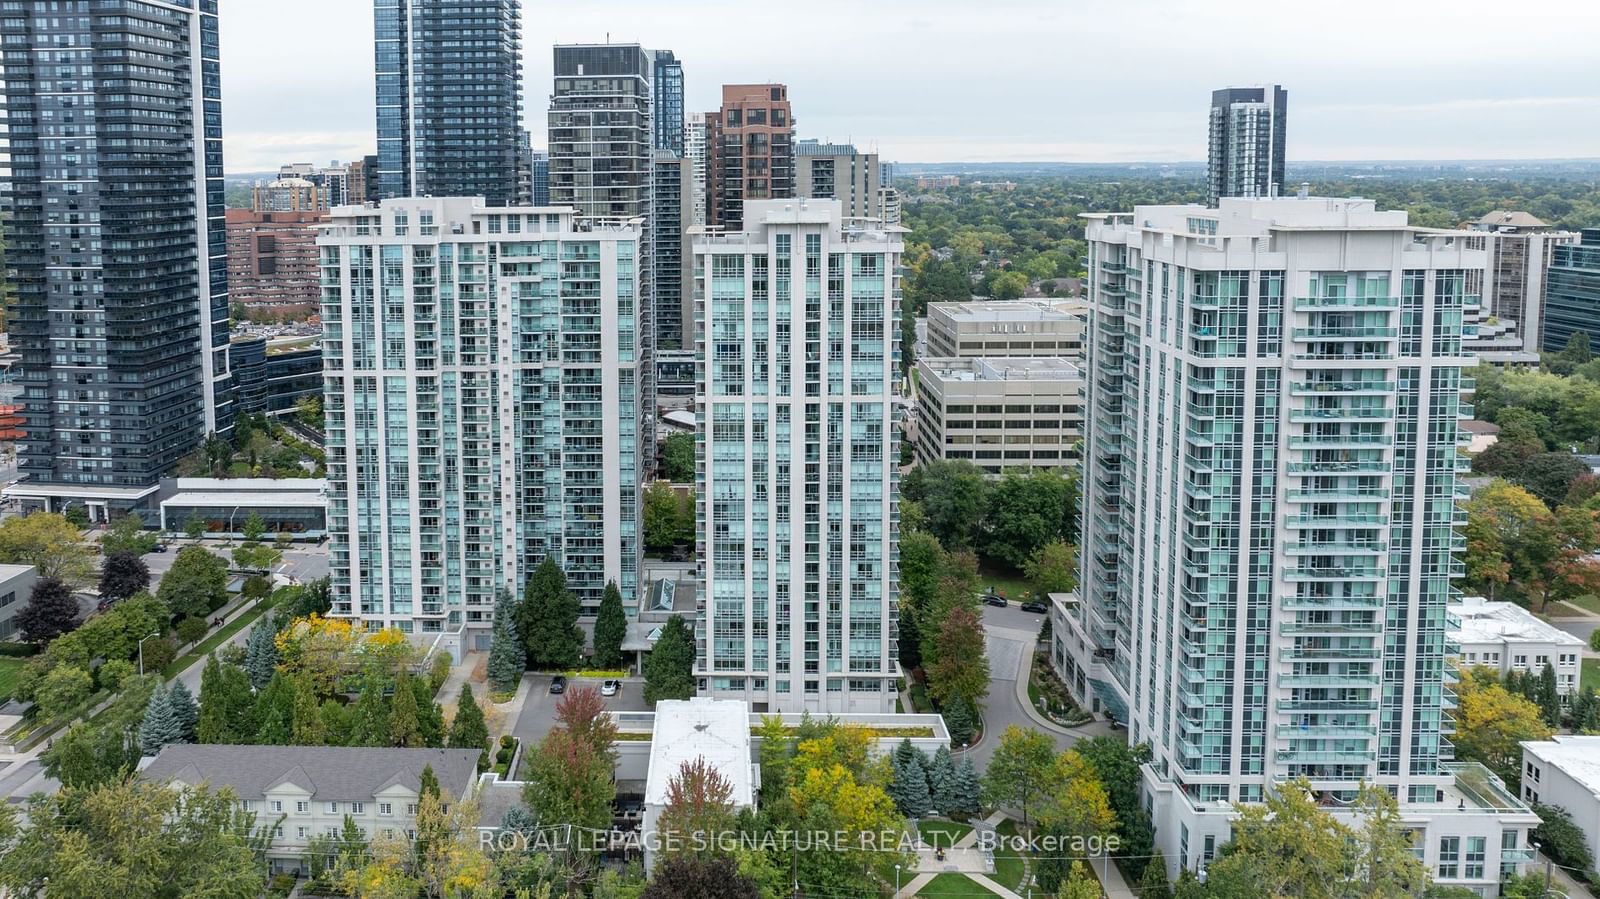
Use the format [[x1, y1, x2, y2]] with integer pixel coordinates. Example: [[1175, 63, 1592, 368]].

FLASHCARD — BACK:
[[16, 576, 79, 644], [927, 605, 989, 707], [522, 719, 616, 832], [982, 725, 1056, 826], [1346, 782, 1429, 898], [0, 511, 96, 585], [240, 511, 266, 543], [1515, 452, 1593, 509], [661, 432, 696, 482], [985, 469, 1074, 568], [1055, 861, 1101, 899], [592, 579, 627, 668], [989, 269, 1028, 300], [1025, 538, 1077, 597], [183, 512, 207, 543], [644, 480, 695, 551], [1531, 802, 1595, 875], [448, 684, 490, 769], [487, 588, 525, 694], [1453, 667, 1553, 789], [43, 719, 141, 789], [101, 514, 158, 556], [644, 615, 696, 704], [196, 655, 255, 743], [518, 558, 583, 669], [35, 663, 92, 718], [1077, 736, 1156, 878], [1140, 851, 1172, 899], [98, 550, 150, 602], [157, 546, 229, 620], [1202, 779, 1354, 899], [902, 459, 988, 550]]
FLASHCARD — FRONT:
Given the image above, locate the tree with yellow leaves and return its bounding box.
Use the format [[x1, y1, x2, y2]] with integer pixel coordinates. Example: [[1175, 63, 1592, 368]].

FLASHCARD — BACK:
[[275, 614, 418, 697], [787, 763, 911, 897], [1033, 749, 1117, 895], [1453, 665, 1554, 791], [339, 789, 499, 899]]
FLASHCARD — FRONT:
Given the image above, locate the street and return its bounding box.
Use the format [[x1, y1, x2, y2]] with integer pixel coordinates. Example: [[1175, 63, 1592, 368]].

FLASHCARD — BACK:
[[970, 601, 1089, 771]]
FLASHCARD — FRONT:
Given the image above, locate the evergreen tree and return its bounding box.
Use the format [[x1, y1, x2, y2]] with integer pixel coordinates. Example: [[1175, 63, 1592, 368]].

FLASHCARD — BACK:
[[951, 755, 982, 817], [419, 763, 440, 799], [411, 676, 444, 747], [138, 685, 183, 756], [243, 622, 278, 691], [592, 580, 627, 668], [926, 745, 958, 815], [347, 682, 390, 747], [389, 674, 423, 747], [448, 684, 490, 768], [892, 752, 932, 818], [518, 558, 583, 668], [1537, 662, 1561, 728], [942, 694, 977, 746], [1172, 868, 1206, 899], [487, 588, 525, 694], [253, 672, 295, 745], [291, 677, 325, 745], [320, 699, 353, 746], [196, 655, 255, 743], [644, 614, 696, 704], [1140, 851, 1172, 899], [1571, 686, 1600, 733], [167, 680, 199, 742]]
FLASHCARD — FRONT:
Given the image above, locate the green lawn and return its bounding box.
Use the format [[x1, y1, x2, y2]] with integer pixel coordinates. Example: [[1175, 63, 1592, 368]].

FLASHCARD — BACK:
[[162, 595, 277, 678], [0, 657, 24, 704], [914, 873, 999, 897], [916, 819, 974, 849], [1558, 594, 1600, 616], [977, 561, 1032, 603], [991, 818, 1029, 894], [1584, 658, 1600, 693]]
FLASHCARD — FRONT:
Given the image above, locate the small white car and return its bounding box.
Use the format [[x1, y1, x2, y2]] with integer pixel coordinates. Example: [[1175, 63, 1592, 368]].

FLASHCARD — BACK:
[[601, 680, 621, 697]]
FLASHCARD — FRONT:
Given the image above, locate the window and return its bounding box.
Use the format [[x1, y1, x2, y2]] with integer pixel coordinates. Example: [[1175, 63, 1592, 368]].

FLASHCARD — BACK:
[[1438, 836, 1460, 879], [406, 803, 418, 816], [296, 801, 309, 814], [1526, 761, 1540, 783], [296, 826, 307, 839], [327, 802, 339, 814], [1465, 837, 1485, 879], [270, 800, 284, 813], [351, 802, 365, 814], [241, 800, 254, 812], [274, 826, 284, 838], [380, 802, 393, 816]]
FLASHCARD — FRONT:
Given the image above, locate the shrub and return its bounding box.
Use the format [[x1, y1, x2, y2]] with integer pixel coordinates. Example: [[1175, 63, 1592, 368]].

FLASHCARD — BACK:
[[0, 643, 41, 658], [140, 637, 178, 675], [428, 653, 451, 694], [175, 617, 209, 646]]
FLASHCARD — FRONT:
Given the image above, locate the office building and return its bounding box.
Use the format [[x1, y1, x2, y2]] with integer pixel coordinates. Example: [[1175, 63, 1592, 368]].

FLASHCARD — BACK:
[[653, 51, 685, 154], [374, 0, 524, 204], [1060, 196, 1539, 889], [1206, 85, 1287, 206], [693, 199, 904, 713], [925, 300, 1087, 363], [1463, 212, 1578, 365], [0, 0, 233, 523], [654, 152, 693, 351], [686, 112, 710, 227], [913, 357, 1083, 473], [529, 151, 550, 208], [158, 478, 329, 540], [143, 745, 480, 876], [795, 141, 882, 220], [0, 565, 39, 642], [225, 211, 324, 312], [1542, 228, 1600, 354], [1451, 596, 1584, 695], [707, 85, 795, 229], [1519, 737, 1600, 864], [320, 199, 644, 652], [229, 336, 323, 416]]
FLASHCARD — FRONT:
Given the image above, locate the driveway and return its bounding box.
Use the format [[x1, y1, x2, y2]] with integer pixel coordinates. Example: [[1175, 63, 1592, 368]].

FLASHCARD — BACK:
[[1550, 616, 1598, 646], [970, 602, 1083, 771], [510, 675, 649, 750]]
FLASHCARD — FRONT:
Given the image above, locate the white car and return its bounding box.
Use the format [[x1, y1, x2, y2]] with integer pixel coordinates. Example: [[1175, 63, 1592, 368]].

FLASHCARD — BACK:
[[601, 680, 621, 697]]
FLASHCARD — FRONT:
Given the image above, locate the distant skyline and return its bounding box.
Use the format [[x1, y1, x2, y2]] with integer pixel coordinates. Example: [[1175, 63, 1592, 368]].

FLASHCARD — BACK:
[[220, 0, 1600, 172]]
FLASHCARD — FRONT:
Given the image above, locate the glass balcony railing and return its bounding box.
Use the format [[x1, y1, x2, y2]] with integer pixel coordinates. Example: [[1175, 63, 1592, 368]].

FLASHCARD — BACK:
[[1293, 296, 1400, 310], [1289, 380, 1396, 394], [1274, 749, 1378, 763], [1292, 327, 1399, 340], [1278, 672, 1381, 686]]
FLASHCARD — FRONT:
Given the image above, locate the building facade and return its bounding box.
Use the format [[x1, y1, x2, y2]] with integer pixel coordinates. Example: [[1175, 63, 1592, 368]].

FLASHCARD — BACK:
[[1464, 212, 1577, 365], [1542, 228, 1600, 354], [652, 51, 684, 155], [1063, 197, 1538, 889], [0, 565, 40, 643], [253, 178, 326, 213], [1206, 85, 1287, 206], [1519, 736, 1600, 867], [320, 199, 645, 650], [686, 112, 709, 227], [529, 151, 550, 208], [707, 85, 795, 230], [694, 199, 903, 713], [913, 357, 1083, 474], [795, 141, 882, 220], [374, 0, 524, 205], [0, 0, 233, 522], [230, 336, 323, 416], [925, 300, 1087, 363], [653, 152, 693, 351], [1451, 596, 1584, 696], [225, 211, 324, 311]]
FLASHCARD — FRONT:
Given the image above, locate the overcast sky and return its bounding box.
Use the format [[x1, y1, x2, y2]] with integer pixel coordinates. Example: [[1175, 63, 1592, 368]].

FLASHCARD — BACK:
[[220, 0, 1600, 172]]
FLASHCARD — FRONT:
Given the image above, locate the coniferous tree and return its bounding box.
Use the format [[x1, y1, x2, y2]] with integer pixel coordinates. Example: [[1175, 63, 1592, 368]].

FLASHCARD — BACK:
[[196, 655, 255, 743], [644, 615, 696, 704], [167, 680, 199, 741], [419, 763, 440, 800], [320, 699, 353, 746], [253, 672, 295, 745], [942, 694, 977, 746], [592, 580, 627, 669], [291, 677, 325, 745], [1537, 662, 1561, 728], [448, 684, 490, 769], [389, 674, 423, 747], [243, 622, 278, 691], [926, 745, 958, 815], [486, 588, 524, 694], [138, 685, 183, 756], [891, 751, 932, 818], [1140, 851, 1173, 899], [347, 681, 390, 747], [411, 676, 444, 747], [518, 558, 583, 668], [951, 755, 982, 818]]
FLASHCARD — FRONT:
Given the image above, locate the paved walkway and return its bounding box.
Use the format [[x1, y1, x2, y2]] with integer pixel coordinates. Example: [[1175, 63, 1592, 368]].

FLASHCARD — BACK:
[[1540, 852, 1596, 899]]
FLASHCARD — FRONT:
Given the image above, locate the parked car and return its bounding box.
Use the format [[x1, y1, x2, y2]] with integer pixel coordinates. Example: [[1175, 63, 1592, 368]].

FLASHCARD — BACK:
[[549, 675, 566, 694], [1021, 600, 1048, 614], [601, 679, 621, 697], [981, 593, 1007, 608], [149, 543, 167, 553]]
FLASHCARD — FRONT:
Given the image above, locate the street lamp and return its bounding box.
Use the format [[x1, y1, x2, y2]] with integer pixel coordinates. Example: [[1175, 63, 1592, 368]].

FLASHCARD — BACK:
[[137, 630, 160, 676], [894, 863, 901, 897]]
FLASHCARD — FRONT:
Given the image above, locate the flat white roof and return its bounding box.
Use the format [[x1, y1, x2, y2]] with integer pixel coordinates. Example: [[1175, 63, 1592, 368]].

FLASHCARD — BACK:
[[643, 697, 754, 808], [1523, 736, 1600, 798], [931, 300, 1077, 323], [162, 492, 326, 508], [1450, 596, 1584, 648], [923, 356, 1082, 382], [172, 478, 326, 492]]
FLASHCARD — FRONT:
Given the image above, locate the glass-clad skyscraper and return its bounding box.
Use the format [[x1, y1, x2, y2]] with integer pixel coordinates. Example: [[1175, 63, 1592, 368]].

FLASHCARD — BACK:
[[1054, 197, 1539, 889], [653, 50, 685, 154], [374, 0, 524, 205], [320, 199, 644, 650], [0, 0, 232, 520], [694, 199, 903, 713], [1541, 228, 1600, 354], [1207, 85, 1287, 207]]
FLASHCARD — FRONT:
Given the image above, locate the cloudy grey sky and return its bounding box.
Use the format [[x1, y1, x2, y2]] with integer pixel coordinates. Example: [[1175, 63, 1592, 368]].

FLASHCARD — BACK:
[[221, 0, 1600, 172]]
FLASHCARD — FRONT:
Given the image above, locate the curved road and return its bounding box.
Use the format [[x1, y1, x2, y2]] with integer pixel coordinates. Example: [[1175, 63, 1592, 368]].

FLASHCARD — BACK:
[[968, 603, 1107, 772]]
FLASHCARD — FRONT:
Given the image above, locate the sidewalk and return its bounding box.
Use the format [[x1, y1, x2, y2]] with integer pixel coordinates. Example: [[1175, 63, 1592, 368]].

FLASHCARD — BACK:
[[1011, 646, 1117, 742]]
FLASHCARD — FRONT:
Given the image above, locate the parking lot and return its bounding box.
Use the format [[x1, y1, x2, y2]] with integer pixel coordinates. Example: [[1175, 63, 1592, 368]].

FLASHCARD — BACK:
[[510, 674, 650, 748]]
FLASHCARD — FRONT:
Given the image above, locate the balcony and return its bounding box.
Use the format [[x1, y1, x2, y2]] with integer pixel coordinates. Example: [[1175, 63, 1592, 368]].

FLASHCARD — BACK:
[[1292, 327, 1398, 341], [1285, 460, 1390, 474], [1282, 594, 1383, 610], [1293, 296, 1399, 311], [1274, 749, 1378, 763], [1278, 672, 1381, 687], [1280, 620, 1381, 635], [1284, 539, 1386, 554], [1286, 487, 1390, 502], [1287, 433, 1390, 448], [1285, 513, 1388, 527], [1289, 407, 1393, 423], [1279, 646, 1381, 661], [1289, 380, 1396, 395]]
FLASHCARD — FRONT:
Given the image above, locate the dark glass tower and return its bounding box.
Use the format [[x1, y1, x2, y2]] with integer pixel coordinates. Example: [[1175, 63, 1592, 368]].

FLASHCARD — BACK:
[[1542, 229, 1600, 354], [1206, 85, 1287, 206], [0, 0, 232, 517], [374, 0, 524, 204], [653, 50, 684, 154]]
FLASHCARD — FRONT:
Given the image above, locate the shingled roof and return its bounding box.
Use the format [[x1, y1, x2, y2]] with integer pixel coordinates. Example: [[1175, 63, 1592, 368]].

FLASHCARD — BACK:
[[141, 745, 481, 801]]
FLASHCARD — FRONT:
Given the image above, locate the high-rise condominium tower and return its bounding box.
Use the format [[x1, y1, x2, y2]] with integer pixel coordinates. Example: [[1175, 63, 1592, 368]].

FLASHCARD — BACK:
[[374, 0, 524, 205], [1056, 197, 1539, 888], [320, 199, 645, 651], [1463, 212, 1579, 365], [0, 0, 232, 521], [708, 85, 795, 230], [685, 113, 710, 227], [1206, 85, 1287, 206], [694, 199, 904, 713], [1543, 228, 1600, 355], [652, 51, 685, 154]]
